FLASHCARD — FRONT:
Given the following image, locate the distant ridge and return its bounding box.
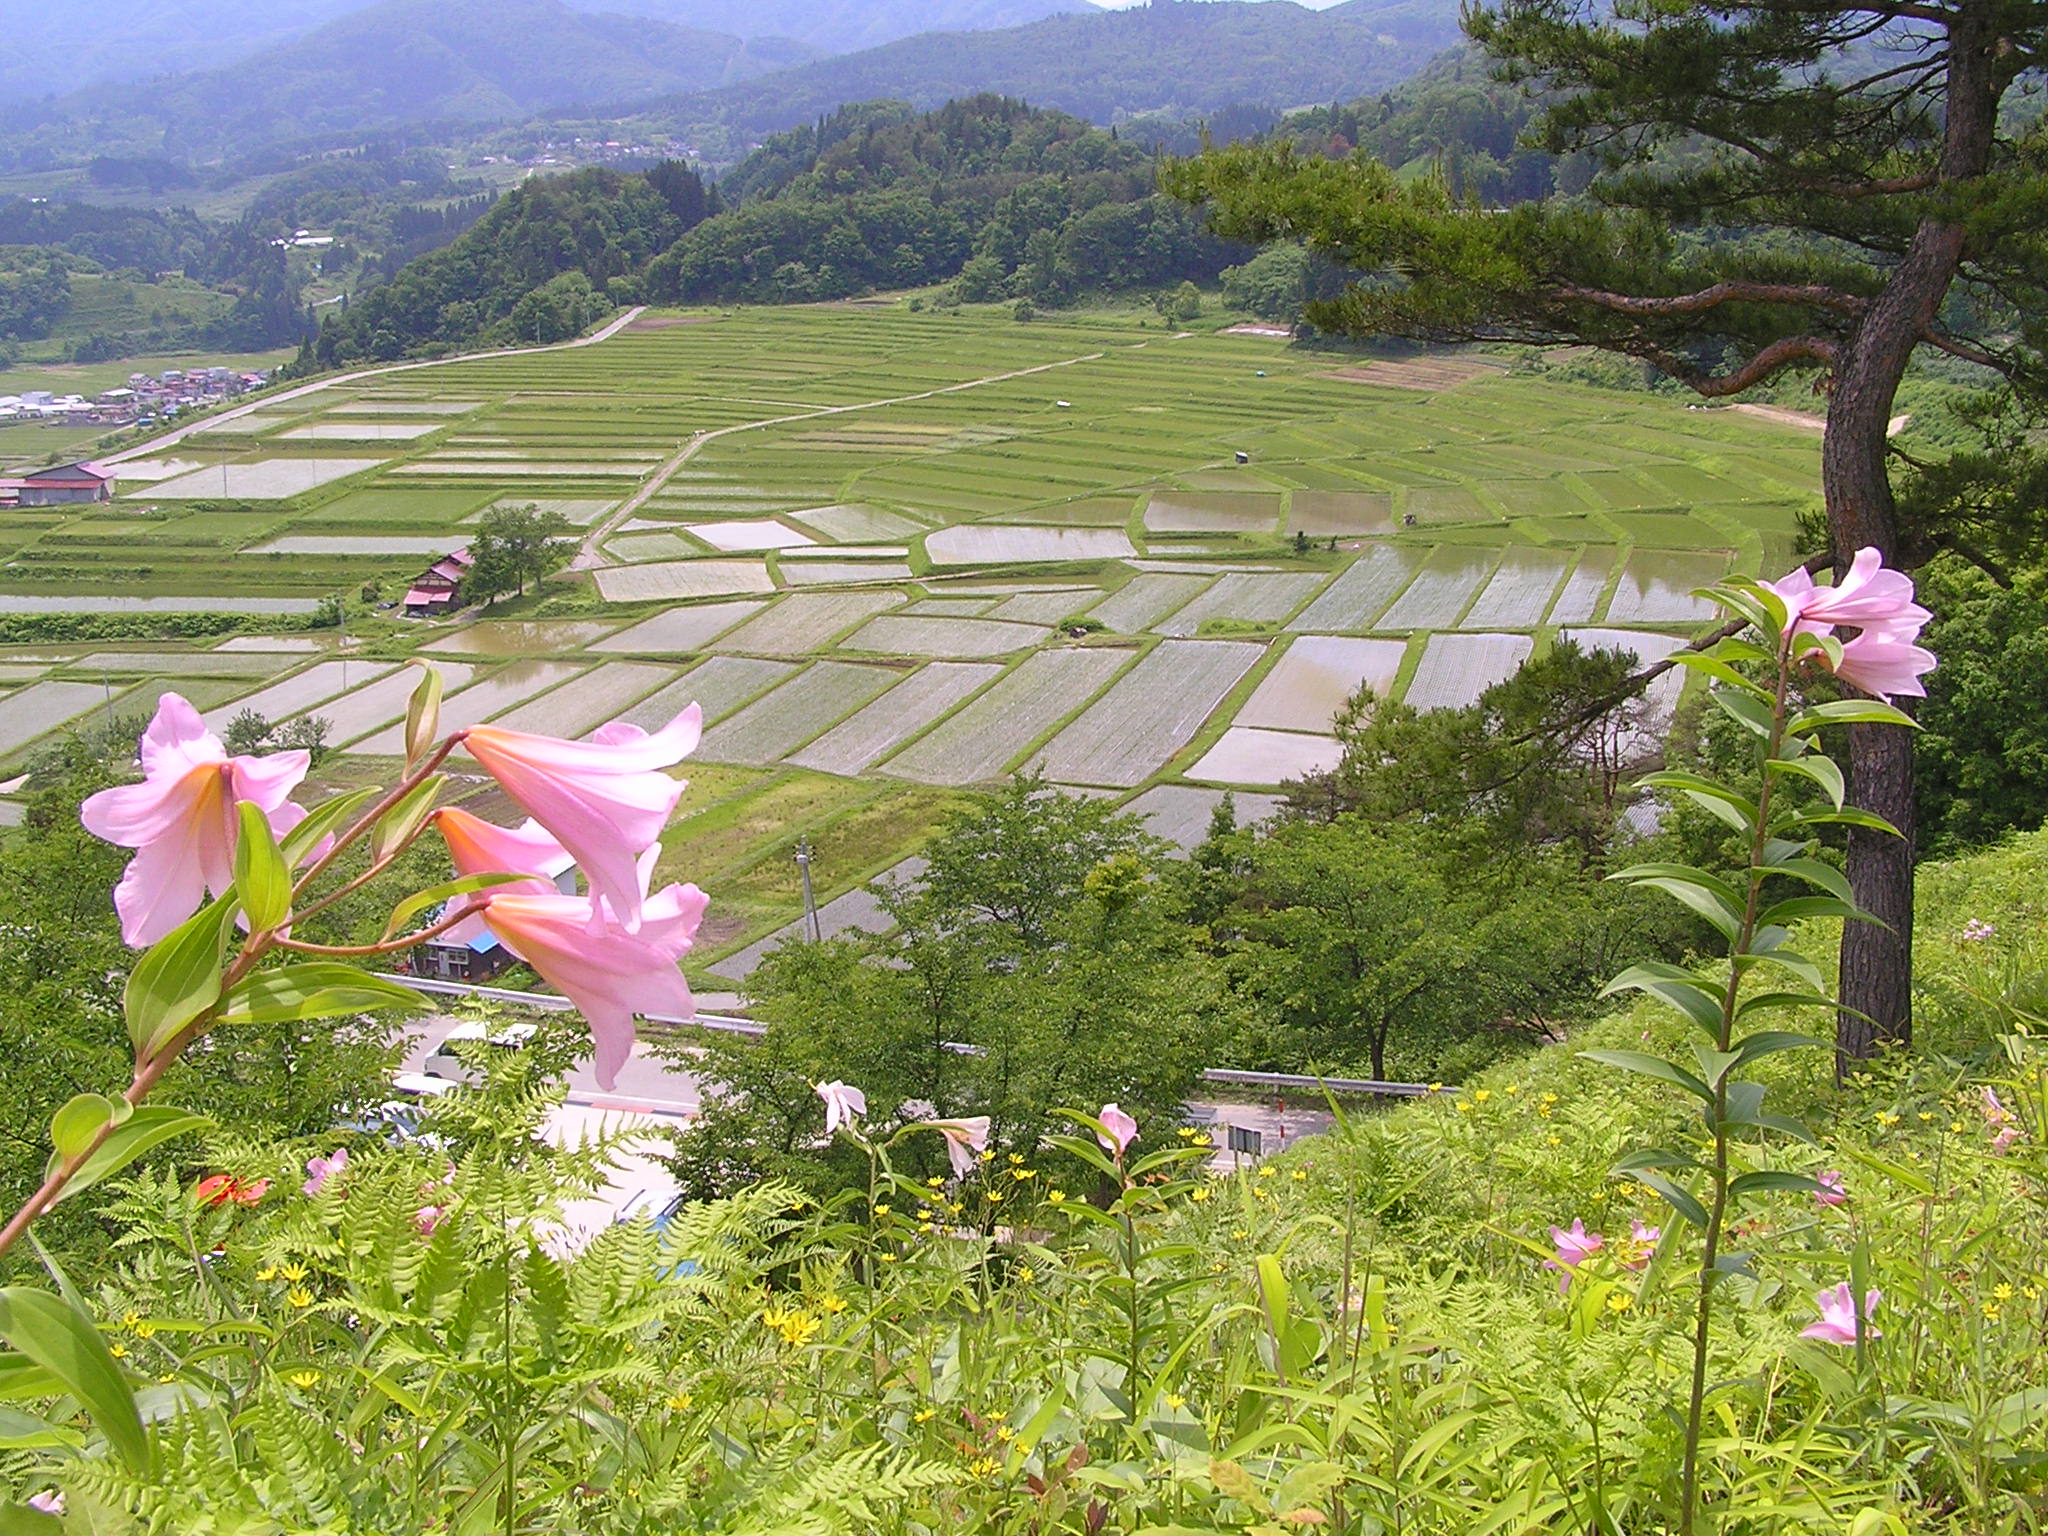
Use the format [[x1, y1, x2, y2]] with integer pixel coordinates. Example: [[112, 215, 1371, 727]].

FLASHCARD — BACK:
[[26, 0, 817, 161], [641, 0, 1465, 139], [584, 0, 1097, 54]]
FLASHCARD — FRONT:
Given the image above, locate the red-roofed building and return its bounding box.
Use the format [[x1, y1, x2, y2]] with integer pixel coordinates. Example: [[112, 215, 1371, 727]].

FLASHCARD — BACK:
[[403, 547, 474, 618], [5, 461, 116, 506]]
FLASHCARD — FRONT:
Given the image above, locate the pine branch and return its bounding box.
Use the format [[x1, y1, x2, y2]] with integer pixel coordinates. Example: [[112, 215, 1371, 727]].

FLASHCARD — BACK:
[[1554, 280, 1870, 317]]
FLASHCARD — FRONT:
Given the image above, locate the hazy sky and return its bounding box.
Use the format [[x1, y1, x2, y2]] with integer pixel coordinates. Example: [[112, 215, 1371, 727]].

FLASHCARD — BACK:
[[1087, 0, 1349, 8]]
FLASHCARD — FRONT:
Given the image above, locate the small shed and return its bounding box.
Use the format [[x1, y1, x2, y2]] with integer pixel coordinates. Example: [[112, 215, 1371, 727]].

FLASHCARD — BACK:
[[405, 858, 578, 982], [403, 547, 474, 618], [15, 461, 116, 506]]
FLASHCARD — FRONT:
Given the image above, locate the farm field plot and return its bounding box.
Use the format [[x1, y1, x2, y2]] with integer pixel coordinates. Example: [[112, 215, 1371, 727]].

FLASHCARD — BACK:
[[1377, 546, 1499, 630], [605, 533, 703, 564], [783, 561, 915, 586], [349, 662, 587, 755], [0, 681, 116, 756], [789, 662, 1003, 776], [1143, 493, 1283, 534], [114, 459, 205, 483], [72, 650, 283, 677], [1461, 548, 1571, 630], [696, 661, 899, 766], [594, 561, 776, 602], [622, 657, 797, 729], [327, 402, 481, 416], [1120, 784, 1286, 850], [594, 602, 766, 654], [1548, 549, 1619, 624], [143, 459, 384, 499], [215, 637, 325, 652], [249, 535, 463, 556], [483, 661, 672, 738], [712, 592, 903, 656], [1034, 640, 1263, 788], [300, 491, 488, 526], [687, 521, 815, 552], [319, 664, 477, 745], [925, 526, 1134, 565], [904, 599, 996, 616], [1288, 492, 1392, 536], [423, 621, 620, 656], [1154, 572, 1327, 637], [0, 595, 321, 614], [1604, 550, 1730, 623], [883, 648, 1132, 786], [842, 616, 1050, 658], [789, 505, 927, 542], [1088, 574, 1211, 633], [1287, 545, 1424, 632], [986, 591, 1089, 624], [1188, 727, 1343, 786], [1405, 633, 1536, 710], [281, 423, 439, 441], [1235, 636, 1407, 732], [198, 661, 395, 730], [469, 498, 614, 525]]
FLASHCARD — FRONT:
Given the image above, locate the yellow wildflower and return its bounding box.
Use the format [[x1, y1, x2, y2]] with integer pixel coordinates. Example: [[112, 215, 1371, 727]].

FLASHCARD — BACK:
[[1950, 1121, 1966, 1133], [913, 1407, 936, 1424], [987, 1190, 1004, 1204], [1607, 1293, 1631, 1313], [135, 1322, 157, 1340], [1994, 1283, 2015, 1302], [1165, 1392, 1186, 1410], [286, 1287, 314, 1309], [872, 1203, 891, 1216], [927, 1176, 946, 1188], [1455, 1101, 1472, 1114], [1474, 1090, 1491, 1104], [256, 1267, 277, 1282], [1428, 1083, 1444, 1094], [818, 1294, 849, 1315], [1291, 1170, 1307, 1182], [1257, 1165, 1276, 1178], [279, 1263, 309, 1283], [1983, 1302, 2002, 1322], [986, 1410, 1006, 1422], [996, 1425, 1015, 1443], [2025, 1286, 2042, 1302], [1047, 1190, 1066, 1204], [1014, 1266, 1035, 1284], [666, 1393, 693, 1412], [121, 1311, 140, 1330], [1192, 1133, 1211, 1147], [1190, 1187, 1210, 1202], [1011, 1167, 1035, 1181], [1008, 1153, 1024, 1165], [968, 1455, 1000, 1478], [1504, 1084, 1520, 1096], [110, 1344, 128, 1358], [287, 1370, 321, 1389]]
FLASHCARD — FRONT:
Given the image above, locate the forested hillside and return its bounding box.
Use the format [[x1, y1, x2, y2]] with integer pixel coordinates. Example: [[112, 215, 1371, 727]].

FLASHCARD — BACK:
[[313, 97, 1241, 362], [595, 0, 1092, 52], [648, 96, 1237, 303], [312, 162, 718, 363]]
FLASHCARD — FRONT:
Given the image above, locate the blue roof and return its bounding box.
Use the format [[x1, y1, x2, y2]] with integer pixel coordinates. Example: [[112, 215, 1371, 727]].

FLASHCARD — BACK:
[[469, 931, 501, 955]]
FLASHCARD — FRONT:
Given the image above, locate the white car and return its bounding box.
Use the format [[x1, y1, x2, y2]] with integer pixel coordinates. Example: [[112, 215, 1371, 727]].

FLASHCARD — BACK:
[[422, 1021, 539, 1084]]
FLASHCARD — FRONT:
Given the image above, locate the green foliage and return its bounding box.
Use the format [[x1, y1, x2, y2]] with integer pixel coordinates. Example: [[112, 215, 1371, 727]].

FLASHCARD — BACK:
[[463, 501, 576, 606]]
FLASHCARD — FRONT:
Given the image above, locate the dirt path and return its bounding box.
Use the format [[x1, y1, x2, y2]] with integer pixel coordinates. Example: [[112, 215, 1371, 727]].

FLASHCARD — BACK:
[[574, 348, 1106, 566], [104, 307, 651, 466]]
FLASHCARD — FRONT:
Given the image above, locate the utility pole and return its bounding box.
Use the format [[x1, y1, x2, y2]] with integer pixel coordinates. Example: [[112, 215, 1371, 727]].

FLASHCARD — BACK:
[[794, 835, 820, 943]]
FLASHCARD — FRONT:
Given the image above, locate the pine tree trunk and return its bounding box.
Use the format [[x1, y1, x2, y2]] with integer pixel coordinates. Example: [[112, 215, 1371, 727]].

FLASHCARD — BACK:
[[1819, 0, 1997, 1067]]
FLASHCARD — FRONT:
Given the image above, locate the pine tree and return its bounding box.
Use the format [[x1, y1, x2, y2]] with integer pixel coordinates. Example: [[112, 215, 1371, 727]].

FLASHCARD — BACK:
[[1166, 0, 2048, 1063]]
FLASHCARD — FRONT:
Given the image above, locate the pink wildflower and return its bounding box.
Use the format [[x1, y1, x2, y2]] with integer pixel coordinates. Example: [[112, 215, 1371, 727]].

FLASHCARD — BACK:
[[924, 1116, 991, 1180], [302, 1148, 348, 1197], [1620, 1218, 1660, 1270], [415, 1205, 446, 1237], [1761, 548, 1936, 700], [1545, 1218, 1602, 1292], [476, 876, 707, 1090], [1096, 1103, 1139, 1158], [814, 1081, 867, 1136], [1961, 919, 1997, 943], [1800, 1282, 1881, 1345], [79, 693, 313, 946], [26, 1490, 63, 1516], [459, 706, 701, 932], [1814, 1170, 1847, 1208]]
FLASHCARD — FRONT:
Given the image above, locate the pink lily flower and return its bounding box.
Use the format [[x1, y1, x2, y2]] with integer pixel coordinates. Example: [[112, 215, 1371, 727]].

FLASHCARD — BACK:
[[1800, 1282, 1881, 1345], [1814, 1170, 1847, 1207], [430, 807, 574, 940], [80, 693, 313, 946], [1620, 1218, 1660, 1270], [26, 1491, 62, 1516], [815, 1081, 867, 1136], [1545, 1218, 1602, 1292], [1762, 549, 1935, 701], [302, 1148, 348, 1197], [924, 1116, 992, 1179], [476, 878, 708, 1089], [415, 1204, 446, 1237], [1097, 1103, 1139, 1158], [459, 706, 701, 933]]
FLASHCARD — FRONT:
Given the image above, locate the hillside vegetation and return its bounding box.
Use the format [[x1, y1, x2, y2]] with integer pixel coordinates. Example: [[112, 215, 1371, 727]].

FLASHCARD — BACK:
[[312, 98, 1238, 362], [595, 0, 1093, 52]]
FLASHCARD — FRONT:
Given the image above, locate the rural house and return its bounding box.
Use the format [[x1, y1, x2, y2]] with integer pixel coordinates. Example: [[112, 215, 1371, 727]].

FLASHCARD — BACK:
[[403, 856, 579, 983], [402, 547, 474, 617], [5, 461, 116, 506]]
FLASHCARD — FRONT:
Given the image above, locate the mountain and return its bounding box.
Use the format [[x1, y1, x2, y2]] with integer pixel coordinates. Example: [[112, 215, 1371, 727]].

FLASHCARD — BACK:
[[26, 0, 818, 164], [640, 0, 1465, 142], [586, 0, 1097, 53], [0, 0, 369, 97]]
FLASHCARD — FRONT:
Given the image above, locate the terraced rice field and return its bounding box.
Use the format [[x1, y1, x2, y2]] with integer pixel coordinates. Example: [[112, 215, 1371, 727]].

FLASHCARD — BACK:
[[884, 648, 1133, 785], [1033, 640, 1263, 787], [25, 303, 1827, 962]]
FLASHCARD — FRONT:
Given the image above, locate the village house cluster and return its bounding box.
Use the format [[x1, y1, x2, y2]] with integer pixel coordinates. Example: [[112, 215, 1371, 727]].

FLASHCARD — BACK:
[[0, 366, 272, 429]]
